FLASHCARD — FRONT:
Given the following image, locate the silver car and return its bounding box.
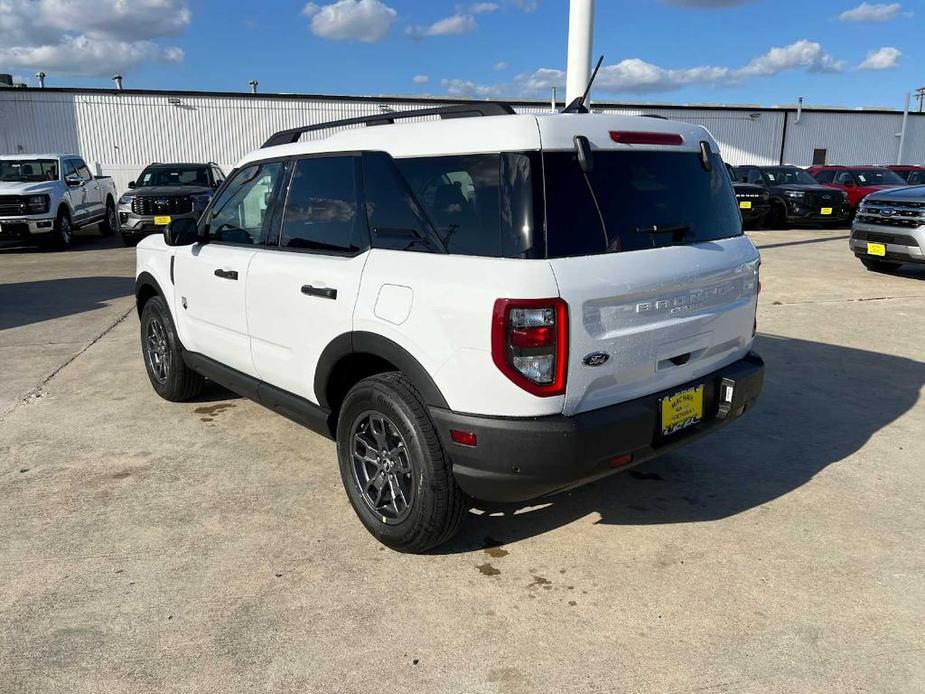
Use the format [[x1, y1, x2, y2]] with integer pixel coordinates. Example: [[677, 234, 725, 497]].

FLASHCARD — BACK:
[[850, 185, 925, 272]]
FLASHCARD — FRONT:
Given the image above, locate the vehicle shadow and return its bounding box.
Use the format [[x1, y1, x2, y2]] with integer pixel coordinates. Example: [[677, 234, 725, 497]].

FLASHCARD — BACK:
[[0, 226, 124, 254], [439, 333, 925, 553], [0, 276, 133, 330]]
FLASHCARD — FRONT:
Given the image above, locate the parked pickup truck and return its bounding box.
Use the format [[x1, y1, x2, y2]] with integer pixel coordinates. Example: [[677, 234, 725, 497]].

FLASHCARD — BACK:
[[0, 154, 119, 249], [851, 185, 925, 272]]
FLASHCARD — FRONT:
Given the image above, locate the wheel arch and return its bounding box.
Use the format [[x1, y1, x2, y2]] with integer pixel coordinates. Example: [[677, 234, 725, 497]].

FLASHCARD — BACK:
[[316, 331, 449, 419], [135, 271, 165, 316]]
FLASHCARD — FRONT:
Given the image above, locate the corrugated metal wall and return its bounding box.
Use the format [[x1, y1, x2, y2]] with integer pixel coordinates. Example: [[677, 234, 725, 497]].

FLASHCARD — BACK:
[[0, 88, 921, 194]]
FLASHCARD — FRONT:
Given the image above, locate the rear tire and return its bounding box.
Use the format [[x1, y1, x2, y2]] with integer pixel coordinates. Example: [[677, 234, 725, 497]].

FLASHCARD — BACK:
[[860, 257, 900, 273], [99, 201, 118, 237], [140, 295, 204, 401], [336, 372, 467, 553]]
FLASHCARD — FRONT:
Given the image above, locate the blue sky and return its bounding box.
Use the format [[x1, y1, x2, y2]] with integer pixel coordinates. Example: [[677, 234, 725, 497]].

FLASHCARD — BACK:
[[0, 1, 920, 109]]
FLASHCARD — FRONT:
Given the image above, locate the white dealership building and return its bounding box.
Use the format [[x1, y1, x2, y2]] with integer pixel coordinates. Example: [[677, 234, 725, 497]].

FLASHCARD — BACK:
[[1, 84, 923, 193]]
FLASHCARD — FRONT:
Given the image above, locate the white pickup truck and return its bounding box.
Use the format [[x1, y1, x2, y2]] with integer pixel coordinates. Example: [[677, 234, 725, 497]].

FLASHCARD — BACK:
[[0, 153, 119, 249]]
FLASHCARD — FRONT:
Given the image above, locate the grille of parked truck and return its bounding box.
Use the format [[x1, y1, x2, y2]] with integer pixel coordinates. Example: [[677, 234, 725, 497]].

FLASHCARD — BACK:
[[851, 185, 925, 273], [134, 102, 764, 552], [0, 154, 119, 249], [118, 162, 225, 247]]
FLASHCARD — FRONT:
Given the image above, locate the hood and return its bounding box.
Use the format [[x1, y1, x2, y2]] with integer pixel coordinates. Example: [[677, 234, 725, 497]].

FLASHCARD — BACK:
[[0, 181, 58, 195], [125, 185, 214, 197], [732, 183, 766, 195], [865, 185, 925, 203], [776, 183, 844, 195]]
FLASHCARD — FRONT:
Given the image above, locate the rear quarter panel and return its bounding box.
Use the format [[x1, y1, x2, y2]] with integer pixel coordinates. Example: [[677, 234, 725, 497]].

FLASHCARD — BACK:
[[355, 250, 563, 417]]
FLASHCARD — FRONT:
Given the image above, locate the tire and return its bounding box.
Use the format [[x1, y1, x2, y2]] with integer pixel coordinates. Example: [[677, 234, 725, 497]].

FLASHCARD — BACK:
[[766, 202, 787, 229], [860, 257, 900, 273], [743, 213, 766, 230], [139, 295, 204, 401], [122, 233, 140, 247], [336, 372, 467, 553], [49, 208, 73, 250], [99, 201, 118, 237]]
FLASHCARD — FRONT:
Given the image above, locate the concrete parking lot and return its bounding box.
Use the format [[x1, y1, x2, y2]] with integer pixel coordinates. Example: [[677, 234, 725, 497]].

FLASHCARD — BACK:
[[1, 228, 924, 693]]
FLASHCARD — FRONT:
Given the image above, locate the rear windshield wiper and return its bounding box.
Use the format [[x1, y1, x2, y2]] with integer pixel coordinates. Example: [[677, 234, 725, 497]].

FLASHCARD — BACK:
[[635, 224, 692, 235]]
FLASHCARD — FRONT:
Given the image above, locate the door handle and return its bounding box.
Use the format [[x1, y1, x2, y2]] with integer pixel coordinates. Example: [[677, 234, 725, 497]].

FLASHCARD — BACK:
[[301, 285, 337, 300], [214, 268, 238, 280]]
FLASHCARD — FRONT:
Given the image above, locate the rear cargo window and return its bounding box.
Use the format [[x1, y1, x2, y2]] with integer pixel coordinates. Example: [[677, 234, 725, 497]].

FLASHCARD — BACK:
[[542, 150, 743, 258]]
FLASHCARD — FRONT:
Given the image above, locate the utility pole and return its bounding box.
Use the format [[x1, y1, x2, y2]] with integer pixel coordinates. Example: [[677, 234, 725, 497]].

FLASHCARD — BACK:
[[915, 87, 925, 113], [565, 0, 595, 105]]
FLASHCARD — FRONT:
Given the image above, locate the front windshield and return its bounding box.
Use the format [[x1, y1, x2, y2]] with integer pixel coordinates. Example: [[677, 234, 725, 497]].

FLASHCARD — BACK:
[[139, 166, 210, 187], [763, 167, 816, 185], [851, 169, 905, 185], [0, 159, 58, 183]]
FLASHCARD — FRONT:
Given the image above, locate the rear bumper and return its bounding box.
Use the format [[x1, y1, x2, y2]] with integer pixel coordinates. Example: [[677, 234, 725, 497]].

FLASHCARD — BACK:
[[430, 352, 765, 503]]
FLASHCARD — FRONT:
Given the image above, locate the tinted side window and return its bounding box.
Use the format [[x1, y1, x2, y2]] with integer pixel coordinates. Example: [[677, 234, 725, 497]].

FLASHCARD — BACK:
[[362, 152, 436, 253], [280, 156, 365, 253], [396, 154, 502, 257], [206, 161, 283, 244], [813, 169, 835, 183], [834, 171, 854, 185], [63, 159, 77, 178], [909, 171, 925, 185], [747, 169, 764, 185]]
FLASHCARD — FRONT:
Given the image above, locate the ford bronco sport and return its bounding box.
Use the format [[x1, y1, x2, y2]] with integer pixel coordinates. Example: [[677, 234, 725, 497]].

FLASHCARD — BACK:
[[135, 103, 764, 552]]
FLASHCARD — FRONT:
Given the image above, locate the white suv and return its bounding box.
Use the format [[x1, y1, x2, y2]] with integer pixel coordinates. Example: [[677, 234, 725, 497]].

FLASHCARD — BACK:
[[135, 103, 764, 552]]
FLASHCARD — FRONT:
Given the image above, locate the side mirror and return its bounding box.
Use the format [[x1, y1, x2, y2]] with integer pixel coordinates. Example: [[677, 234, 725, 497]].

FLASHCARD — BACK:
[[65, 173, 83, 187], [128, 180, 136, 189], [212, 180, 222, 189], [164, 217, 198, 246]]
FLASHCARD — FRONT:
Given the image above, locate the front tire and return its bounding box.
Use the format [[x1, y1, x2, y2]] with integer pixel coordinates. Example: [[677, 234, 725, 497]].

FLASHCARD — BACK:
[[50, 208, 73, 250], [860, 257, 900, 273], [122, 233, 140, 247], [140, 295, 204, 401], [336, 373, 467, 553], [99, 201, 118, 237]]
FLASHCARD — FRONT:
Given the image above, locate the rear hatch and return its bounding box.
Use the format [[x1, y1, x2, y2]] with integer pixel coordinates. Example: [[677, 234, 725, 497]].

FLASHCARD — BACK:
[[537, 117, 759, 416]]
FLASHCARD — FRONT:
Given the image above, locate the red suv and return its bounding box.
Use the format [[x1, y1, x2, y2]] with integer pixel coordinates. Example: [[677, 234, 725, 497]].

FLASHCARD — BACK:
[[807, 166, 906, 212], [887, 165, 925, 186]]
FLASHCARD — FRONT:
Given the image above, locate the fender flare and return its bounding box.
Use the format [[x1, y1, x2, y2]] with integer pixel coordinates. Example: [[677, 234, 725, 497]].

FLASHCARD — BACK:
[[314, 331, 449, 410], [135, 271, 165, 313]]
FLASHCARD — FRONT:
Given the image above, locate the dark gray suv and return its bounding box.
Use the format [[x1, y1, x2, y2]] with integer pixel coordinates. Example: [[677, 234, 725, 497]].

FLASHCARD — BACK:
[[118, 162, 224, 246]]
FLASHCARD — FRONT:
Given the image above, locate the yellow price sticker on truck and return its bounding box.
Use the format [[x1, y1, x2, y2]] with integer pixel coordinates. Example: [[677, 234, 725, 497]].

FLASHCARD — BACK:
[[739, 201, 752, 210], [661, 385, 704, 436], [154, 215, 172, 226], [867, 242, 886, 257], [821, 207, 833, 215]]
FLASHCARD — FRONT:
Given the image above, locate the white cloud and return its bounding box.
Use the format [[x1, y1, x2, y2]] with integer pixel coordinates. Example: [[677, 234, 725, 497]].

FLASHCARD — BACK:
[[737, 40, 843, 77], [412, 74, 429, 84], [0, 0, 188, 76], [0, 36, 183, 76], [506, 0, 538, 11], [440, 78, 504, 97], [444, 39, 846, 97], [302, 0, 396, 42], [469, 3, 500, 12], [407, 13, 478, 37], [492, 61, 509, 71], [839, 2, 903, 22], [859, 46, 901, 69]]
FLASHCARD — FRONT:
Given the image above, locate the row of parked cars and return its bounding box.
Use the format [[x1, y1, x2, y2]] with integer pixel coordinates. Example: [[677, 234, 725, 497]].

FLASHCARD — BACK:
[[727, 163, 925, 229], [0, 154, 224, 249]]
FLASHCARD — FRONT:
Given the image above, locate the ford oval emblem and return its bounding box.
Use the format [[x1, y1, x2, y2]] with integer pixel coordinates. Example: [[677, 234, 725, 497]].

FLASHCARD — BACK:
[[583, 352, 610, 367], [881, 208, 895, 216]]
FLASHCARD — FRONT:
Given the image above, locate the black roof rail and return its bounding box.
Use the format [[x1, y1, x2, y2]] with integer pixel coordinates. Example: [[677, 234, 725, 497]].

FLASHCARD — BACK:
[[262, 101, 516, 148]]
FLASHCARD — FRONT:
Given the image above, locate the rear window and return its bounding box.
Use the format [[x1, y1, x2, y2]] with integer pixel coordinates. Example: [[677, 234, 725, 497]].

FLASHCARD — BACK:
[[542, 150, 742, 258]]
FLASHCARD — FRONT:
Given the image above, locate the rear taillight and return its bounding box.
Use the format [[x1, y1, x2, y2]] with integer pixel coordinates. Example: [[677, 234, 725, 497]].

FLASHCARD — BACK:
[[491, 298, 568, 397]]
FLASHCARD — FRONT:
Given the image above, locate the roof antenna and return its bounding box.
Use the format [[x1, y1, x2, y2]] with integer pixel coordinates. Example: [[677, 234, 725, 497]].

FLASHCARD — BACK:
[[563, 55, 603, 114]]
